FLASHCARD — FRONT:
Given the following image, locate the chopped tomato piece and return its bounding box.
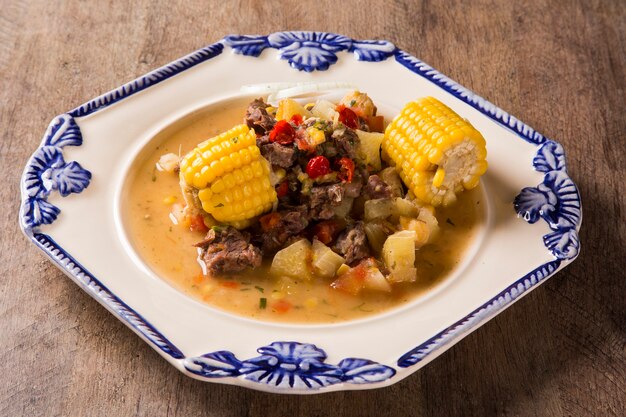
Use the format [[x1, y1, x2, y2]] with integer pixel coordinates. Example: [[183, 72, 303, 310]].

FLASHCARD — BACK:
[[189, 215, 209, 233], [290, 114, 303, 126], [192, 274, 204, 285], [269, 120, 296, 145], [259, 212, 281, 232], [273, 299, 292, 313], [330, 263, 367, 295], [336, 105, 359, 129], [313, 220, 343, 245], [367, 115, 385, 133], [306, 155, 332, 179], [276, 181, 289, 198], [220, 281, 240, 289], [337, 157, 355, 183]]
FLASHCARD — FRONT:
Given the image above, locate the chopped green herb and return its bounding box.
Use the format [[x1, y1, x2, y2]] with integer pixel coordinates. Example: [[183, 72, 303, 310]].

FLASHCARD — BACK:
[[325, 313, 338, 318], [349, 99, 356, 106], [240, 288, 251, 292], [232, 136, 239, 143], [168, 226, 173, 232], [151, 167, 157, 182], [214, 203, 224, 208], [259, 298, 267, 309], [254, 286, 265, 293], [211, 225, 223, 233], [446, 218, 456, 226]]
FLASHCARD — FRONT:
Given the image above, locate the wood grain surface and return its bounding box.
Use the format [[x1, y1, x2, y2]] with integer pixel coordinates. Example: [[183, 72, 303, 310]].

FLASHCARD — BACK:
[[1, 1, 624, 416]]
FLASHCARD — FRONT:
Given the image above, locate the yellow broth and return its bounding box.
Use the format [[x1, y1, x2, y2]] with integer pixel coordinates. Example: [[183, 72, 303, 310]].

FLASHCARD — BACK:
[[124, 97, 483, 323]]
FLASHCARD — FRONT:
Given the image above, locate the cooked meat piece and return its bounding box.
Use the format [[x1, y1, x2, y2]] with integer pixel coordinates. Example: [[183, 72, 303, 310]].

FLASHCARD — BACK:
[[331, 126, 360, 159], [317, 140, 338, 158], [245, 98, 275, 134], [364, 175, 393, 199], [333, 221, 370, 264], [256, 133, 271, 147], [195, 226, 262, 275], [261, 143, 296, 168], [343, 173, 363, 198], [308, 183, 344, 220], [260, 206, 309, 253]]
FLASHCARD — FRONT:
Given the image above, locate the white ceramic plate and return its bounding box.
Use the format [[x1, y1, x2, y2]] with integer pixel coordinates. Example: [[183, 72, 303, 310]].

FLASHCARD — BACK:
[[19, 32, 581, 394]]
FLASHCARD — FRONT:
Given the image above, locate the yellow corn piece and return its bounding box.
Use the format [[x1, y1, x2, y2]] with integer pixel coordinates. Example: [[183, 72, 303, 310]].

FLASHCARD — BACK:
[[179, 124, 277, 226], [383, 97, 487, 206]]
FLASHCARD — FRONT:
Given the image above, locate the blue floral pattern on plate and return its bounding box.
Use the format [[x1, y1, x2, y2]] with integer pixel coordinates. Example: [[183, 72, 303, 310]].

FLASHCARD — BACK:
[[21, 114, 91, 229], [224, 31, 396, 71], [184, 341, 395, 389], [514, 140, 581, 260]]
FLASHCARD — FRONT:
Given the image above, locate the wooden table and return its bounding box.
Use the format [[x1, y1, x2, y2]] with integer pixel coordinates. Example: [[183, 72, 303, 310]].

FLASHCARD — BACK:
[[1, 1, 624, 415]]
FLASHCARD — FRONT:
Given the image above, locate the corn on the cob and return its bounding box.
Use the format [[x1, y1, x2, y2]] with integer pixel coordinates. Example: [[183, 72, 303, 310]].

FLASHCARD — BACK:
[[383, 97, 487, 206], [179, 124, 277, 226]]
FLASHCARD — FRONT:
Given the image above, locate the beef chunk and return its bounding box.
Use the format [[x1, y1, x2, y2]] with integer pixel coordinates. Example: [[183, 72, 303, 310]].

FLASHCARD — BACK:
[[195, 226, 262, 275], [260, 206, 309, 253], [331, 126, 360, 159], [364, 175, 393, 199], [261, 143, 296, 168], [343, 173, 363, 198], [245, 98, 275, 134], [333, 221, 370, 264], [256, 133, 271, 147], [308, 184, 344, 220]]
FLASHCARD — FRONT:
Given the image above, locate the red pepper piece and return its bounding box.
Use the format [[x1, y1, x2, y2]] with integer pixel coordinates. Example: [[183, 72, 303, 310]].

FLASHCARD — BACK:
[[337, 157, 355, 183], [306, 155, 331, 179], [276, 181, 289, 198], [189, 215, 209, 233], [273, 299, 292, 313], [290, 114, 303, 126], [313, 220, 343, 245], [269, 120, 296, 145], [336, 105, 359, 129]]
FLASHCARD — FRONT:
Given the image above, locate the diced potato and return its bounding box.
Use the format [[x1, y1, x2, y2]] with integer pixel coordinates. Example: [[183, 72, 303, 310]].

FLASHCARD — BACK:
[[380, 167, 404, 197], [270, 239, 313, 280], [364, 198, 395, 221], [276, 98, 312, 121], [356, 130, 384, 171], [333, 197, 354, 218], [363, 265, 391, 292], [399, 217, 431, 248], [383, 230, 417, 283], [311, 239, 345, 279], [311, 99, 338, 121], [392, 197, 419, 218], [418, 207, 440, 243], [364, 221, 390, 253], [339, 91, 376, 118]]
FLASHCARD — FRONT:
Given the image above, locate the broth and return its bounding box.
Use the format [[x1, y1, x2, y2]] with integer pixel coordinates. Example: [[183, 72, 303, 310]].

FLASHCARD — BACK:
[[125, 97, 483, 323]]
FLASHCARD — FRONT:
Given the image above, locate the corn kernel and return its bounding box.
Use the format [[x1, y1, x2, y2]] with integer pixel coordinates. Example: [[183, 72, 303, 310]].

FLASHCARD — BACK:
[[163, 195, 177, 205], [304, 297, 319, 309]]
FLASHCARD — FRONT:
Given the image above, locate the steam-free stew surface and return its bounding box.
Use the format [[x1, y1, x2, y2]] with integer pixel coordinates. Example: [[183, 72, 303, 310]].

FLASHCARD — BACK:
[[125, 97, 483, 323]]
